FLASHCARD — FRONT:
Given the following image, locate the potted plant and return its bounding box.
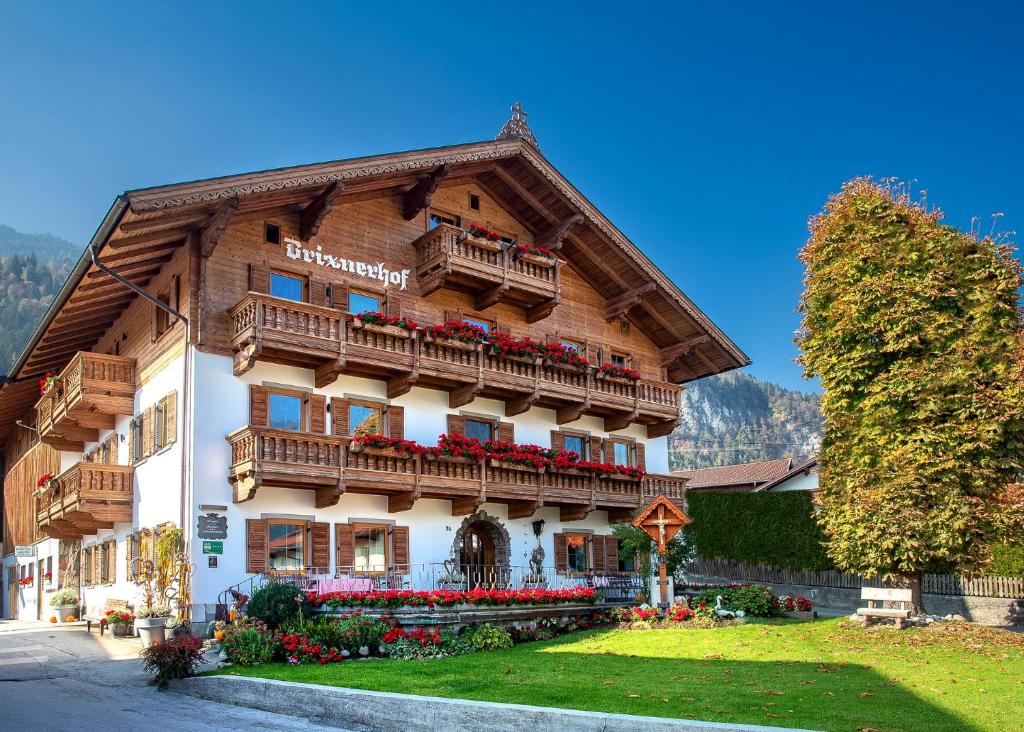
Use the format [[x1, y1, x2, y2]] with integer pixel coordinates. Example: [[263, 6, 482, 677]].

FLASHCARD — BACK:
[[103, 609, 135, 637], [49, 588, 79, 621], [596, 363, 641, 384], [135, 603, 173, 647], [349, 311, 419, 338], [462, 223, 503, 252], [512, 243, 557, 268]]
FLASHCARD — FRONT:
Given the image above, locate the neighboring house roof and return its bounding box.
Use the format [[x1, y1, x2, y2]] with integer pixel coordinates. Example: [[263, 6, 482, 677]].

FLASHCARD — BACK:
[[753, 456, 819, 492], [672, 457, 793, 490]]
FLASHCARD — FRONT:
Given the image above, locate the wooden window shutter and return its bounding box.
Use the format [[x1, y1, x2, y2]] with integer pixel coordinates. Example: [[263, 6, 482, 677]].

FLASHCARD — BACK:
[[108, 434, 119, 465], [386, 294, 402, 317], [249, 262, 270, 294], [602, 438, 615, 464], [592, 535, 606, 573], [494, 319, 510, 335], [142, 406, 156, 458], [250, 386, 270, 427], [94, 545, 103, 584], [331, 397, 350, 436], [127, 420, 136, 464], [163, 391, 177, 446], [308, 394, 327, 434], [553, 533, 568, 571], [387, 405, 405, 439], [550, 430, 564, 452], [245, 519, 268, 574], [391, 526, 410, 572], [605, 536, 620, 572], [106, 540, 116, 584], [126, 533, 135, 580], [634, 442, 646, 469], [310, 522, 330, 573], [446, 414, 466, 436], [310, 279, 329, 307], [335, 523, 355, 569], [331, 283, 349, 310], [497, 421, 514, 443], [589, 436, 603, 462]]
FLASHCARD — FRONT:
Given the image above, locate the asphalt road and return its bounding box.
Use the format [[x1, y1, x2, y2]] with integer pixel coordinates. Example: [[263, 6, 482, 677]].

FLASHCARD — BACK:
[[0, 620, 354, 731]]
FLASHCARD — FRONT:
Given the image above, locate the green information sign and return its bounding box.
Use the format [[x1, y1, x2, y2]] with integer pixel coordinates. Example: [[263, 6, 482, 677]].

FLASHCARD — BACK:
[[202, 540, 223, 555]]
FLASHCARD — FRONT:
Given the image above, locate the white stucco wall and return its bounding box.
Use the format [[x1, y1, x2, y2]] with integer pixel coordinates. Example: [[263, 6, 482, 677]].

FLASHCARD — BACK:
[[188, 350, 667, 610], [767, 469, 818, 492], [4, 538, 59, 620]]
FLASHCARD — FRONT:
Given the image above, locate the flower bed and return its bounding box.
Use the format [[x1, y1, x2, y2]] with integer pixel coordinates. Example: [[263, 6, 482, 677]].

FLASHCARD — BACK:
[[613, 602, 719, 628], [307, 587, 596, 610]]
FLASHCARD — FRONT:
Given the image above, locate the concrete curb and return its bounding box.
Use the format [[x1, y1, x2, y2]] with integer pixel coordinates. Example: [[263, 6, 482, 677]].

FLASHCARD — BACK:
[[173, 675, 820, 732]]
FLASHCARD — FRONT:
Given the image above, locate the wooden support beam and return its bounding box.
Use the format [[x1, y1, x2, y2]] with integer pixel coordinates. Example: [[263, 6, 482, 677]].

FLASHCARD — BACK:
[[659, 336, 710, 366], [98, 242, 180, 267], [85, 256, 173, 279], [449, 382, 482, 409], [537, 214, 585, 250], [107, 228, 195, 250], [314, 357, 346, 389], [387, 373, 418, 399], [504, 393, 539, 417], [300, 182, 344, 241], [315, 484, 344, 509], [120, 207, 214, 233], [605, 282, 657, 322], [492, 166, 560, 222], [556, 401, 588, 425], [402, 164, 450, 220], [667, 361, 699, 383], [77, 270, 159, 293], [525, 297, 559, 324], [451, 496, 482, 517], [647, 419, 679, 439], [566, 233, 632, 289], [388, 492, 418, 513], [475, 283, 509, 311], [200, 197, 239, 257], [604, 410, 639, 432], [560, 505, 592, 522], [232, 475, 260, 503], [607, 509, 637, 524], [692, 346, 718, 374], [507, 500, 541, 520]]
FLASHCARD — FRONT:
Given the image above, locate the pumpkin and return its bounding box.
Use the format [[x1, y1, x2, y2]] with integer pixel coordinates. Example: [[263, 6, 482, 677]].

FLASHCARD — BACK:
[[63, 616, 76, 622], [214, 630, 225, 641], [49, 616, 57, 623]]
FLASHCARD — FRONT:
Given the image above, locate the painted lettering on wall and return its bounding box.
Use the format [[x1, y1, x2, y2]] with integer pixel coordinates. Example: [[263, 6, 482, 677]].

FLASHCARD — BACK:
[[284, 237, 411, 290]]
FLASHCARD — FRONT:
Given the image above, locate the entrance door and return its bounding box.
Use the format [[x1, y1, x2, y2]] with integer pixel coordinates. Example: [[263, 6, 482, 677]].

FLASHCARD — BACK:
[[37, 560, 45, 620], [460, 524, 495, 583], [6, 567, 15, 619]]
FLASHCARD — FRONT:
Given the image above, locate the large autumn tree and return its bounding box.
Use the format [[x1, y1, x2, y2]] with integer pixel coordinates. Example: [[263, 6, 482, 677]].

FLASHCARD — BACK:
[[798, 178, 1024, 612]]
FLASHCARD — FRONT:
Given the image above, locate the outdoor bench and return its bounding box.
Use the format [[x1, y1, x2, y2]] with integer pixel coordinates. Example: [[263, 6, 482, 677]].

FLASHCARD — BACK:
[[856, 587, 913, 628]]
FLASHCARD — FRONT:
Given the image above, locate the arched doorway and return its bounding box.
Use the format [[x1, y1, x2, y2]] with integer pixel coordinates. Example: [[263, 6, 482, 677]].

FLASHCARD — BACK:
[[450, 511, 512, 588], [460, 524, 496, 571]]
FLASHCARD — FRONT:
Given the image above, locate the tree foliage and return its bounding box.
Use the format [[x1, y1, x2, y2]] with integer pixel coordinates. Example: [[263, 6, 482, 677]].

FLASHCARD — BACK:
[[798, 178, 1024, 590]]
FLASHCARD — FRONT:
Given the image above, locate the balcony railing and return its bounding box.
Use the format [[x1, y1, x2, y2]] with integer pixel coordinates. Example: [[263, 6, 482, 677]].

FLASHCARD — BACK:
[[36, 463, 134, 539], [230, 292, 681, 436], [227, 427, 688, 518], [36, 352, 136, 450], [412, 224, 560, 322]]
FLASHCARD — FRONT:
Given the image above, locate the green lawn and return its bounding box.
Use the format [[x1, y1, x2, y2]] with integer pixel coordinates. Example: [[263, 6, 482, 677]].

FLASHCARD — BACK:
[[213, 619, 1024, 732]]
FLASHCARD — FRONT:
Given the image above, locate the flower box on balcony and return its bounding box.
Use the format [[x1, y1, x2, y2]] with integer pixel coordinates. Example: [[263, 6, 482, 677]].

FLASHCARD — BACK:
[[422, 333, 479, 352], [488, 458, 545, 473], [490, 353, 540, 367], [462, 235, 502, 253], [348, 443, 414, 459], [595, 372, 637, 386], [518, 253, 557, 268], [350, 317, 414, 339], [423, 453, 475, 465]]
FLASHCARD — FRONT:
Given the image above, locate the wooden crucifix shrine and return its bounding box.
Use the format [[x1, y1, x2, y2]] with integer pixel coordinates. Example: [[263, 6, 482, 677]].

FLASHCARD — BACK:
[[633, 495, 692, 608]]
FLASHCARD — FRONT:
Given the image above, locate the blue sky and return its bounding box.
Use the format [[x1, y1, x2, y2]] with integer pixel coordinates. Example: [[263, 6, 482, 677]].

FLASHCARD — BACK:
[[1, 2, 1020, 391]]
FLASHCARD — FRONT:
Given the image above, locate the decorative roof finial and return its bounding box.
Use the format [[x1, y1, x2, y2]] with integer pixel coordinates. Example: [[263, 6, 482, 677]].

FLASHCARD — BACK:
[[496, 101, 538, 147]]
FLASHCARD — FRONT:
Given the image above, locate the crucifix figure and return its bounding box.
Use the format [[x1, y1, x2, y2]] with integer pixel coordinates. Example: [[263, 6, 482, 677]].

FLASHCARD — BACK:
[[632, 495, 692, 610]]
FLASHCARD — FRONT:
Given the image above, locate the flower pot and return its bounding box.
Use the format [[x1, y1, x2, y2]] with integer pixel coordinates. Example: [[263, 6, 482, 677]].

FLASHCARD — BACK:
[[55, 604, 78, 622], [110, 622, 131, 638], [135, 616, 169, 647]]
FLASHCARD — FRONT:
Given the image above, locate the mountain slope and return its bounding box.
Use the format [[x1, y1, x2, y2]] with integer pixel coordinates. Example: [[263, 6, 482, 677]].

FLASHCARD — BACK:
[[669, 371, 822, 470], [0, 226, 78, 374]]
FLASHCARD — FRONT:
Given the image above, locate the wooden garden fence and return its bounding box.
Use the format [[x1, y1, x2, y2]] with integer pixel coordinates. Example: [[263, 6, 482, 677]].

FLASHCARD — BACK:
[[684, 558, 1024, 599]]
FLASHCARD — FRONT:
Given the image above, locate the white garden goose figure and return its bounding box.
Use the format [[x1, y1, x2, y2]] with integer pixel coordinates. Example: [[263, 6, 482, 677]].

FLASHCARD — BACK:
[[715, 595, 746, 619]]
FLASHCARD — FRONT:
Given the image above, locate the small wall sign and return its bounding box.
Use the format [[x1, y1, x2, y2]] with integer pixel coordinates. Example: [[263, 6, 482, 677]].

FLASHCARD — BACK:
[[197, 513, 228, 540], [14, 546, 36, 558], [202, 540, 224, 555]]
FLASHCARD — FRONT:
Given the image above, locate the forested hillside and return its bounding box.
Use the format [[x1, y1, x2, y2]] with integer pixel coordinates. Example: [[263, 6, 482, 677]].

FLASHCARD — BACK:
[[0, 226, 77, 374], [669, 370, 822, 470]]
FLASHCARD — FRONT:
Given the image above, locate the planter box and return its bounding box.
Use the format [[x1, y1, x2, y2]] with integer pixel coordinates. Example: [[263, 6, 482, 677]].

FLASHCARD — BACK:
[[349, 443, 417, 459], [596, 373, 638, 386], [350, 318, 413, 339], [492, 353, 540, 366], [424, 454, 475, 465], [489, 458, 544, 473], [423, 333, 479, 351], [518, 253, 557, 268], [462, 235, 502, 252]]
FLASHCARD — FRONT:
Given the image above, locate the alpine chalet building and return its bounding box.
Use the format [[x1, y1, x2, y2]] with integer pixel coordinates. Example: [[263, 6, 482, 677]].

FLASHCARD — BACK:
[[1, 109, 747, 621]]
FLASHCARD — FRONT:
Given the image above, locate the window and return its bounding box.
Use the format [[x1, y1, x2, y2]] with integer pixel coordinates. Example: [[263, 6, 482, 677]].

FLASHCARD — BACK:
[[563, 434, 587, 460], [265, 222, 281, 244], [560, 339, 581, 353], [130, 418, 143, 463], [566, 534, 589, 572], [153, 290, 172, 339], [610, 352, 629, 368], [269, 390, 305, 431], [469, 193, 480, 211], [611, 440, 632, 466], [348, 289, 382, 315], [464, 418, 494, 442], [267, 520, 305, 571], [428, 210, 460, 229], [270, 271, 306, 302], [349, 402, 383, 436], [353, 524, 389, 573], [463, 317, 493, 333]]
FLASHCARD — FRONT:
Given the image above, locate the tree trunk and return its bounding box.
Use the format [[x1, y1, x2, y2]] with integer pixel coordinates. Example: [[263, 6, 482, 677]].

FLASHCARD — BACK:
[[905, 570, 926, 615]]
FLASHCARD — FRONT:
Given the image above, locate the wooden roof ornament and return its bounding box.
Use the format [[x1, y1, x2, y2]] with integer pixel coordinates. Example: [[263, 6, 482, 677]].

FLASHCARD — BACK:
[[496, 101, 539, 148]]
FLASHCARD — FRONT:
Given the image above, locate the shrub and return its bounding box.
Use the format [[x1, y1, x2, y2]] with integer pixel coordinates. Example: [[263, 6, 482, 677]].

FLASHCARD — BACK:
[[49, 588, 79, 607], [140, 634, 204, 687], [282, 612, 392, 655], [247, 582, 310, 629], [222, 626, 276, 666], [989, 543, 1024, 576], [466, 624, 513, 651], [694, 584, 782, 617]]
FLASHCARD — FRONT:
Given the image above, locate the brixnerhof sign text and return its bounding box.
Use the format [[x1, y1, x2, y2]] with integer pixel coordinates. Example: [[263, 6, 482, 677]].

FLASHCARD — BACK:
[[284, 237, 410, 290]]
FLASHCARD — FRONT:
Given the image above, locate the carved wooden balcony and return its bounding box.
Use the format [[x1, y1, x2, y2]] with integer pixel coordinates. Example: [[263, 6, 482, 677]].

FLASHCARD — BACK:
[[36, 353, 137, 451], [36, 463, 134, 539], [412, 224, 561, 323], [227, 425, 347, 509], [229, 293, 682, 436], [228, 434, 687, 522]]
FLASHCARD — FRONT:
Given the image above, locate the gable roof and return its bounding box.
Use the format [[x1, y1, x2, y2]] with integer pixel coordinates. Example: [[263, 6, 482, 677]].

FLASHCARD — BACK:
[[672, 457, 793, 490], [753, 456, 819, 492], [0, 136, 749, 439]]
